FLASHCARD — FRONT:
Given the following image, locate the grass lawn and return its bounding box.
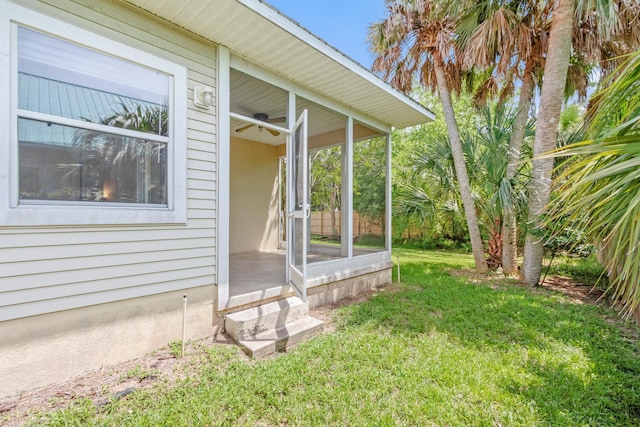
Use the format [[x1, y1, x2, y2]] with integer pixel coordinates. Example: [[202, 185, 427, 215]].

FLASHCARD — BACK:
[[23, 249, 640, 426]]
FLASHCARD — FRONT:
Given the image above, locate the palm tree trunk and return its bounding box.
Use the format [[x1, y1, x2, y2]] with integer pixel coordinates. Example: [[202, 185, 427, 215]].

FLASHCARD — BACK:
[[522, 0, 574, 286], [433, 52, 488, 273], [502, 62, 535, 275]]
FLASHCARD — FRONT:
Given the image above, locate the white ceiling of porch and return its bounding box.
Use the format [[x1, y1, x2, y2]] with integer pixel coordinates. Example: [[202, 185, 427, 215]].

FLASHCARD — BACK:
[[230, 70, 349, 146], [123, 0, 435, 135]]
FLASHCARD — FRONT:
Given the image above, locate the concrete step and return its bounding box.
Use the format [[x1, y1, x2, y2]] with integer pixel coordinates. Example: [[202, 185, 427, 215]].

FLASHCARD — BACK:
[[225, 296, 309, 341], [235, 316, 325, 358]]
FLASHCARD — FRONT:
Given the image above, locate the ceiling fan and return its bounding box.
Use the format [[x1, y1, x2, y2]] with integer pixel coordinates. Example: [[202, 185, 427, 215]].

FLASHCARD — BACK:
[[235, 113, 286, 137]]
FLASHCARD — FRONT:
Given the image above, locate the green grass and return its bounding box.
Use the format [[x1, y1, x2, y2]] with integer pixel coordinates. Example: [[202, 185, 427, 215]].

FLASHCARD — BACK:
[[29, 249, 640, 426]]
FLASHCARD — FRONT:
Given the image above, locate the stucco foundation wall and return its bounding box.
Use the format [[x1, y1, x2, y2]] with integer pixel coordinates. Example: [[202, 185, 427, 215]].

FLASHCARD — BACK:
[[0, 285, 216, 398], [307, 268, 392, 309]]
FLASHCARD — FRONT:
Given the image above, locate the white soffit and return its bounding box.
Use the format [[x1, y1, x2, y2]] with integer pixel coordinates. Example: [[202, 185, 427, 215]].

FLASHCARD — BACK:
[[124, 0, 435, 129]]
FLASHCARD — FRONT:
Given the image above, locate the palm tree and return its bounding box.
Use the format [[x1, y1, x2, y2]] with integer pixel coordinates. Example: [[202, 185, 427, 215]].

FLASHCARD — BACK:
[[548, 51, 640, 320], [462, 0, 638, 278], [370, 0, 488, 273], [522, 0, 640, 286], [464, 106, 533, 269], [396, 132, 468, 244], [461, 0, 548, 275], [395, 101, 532, 263], [520, 0, 574, 285]]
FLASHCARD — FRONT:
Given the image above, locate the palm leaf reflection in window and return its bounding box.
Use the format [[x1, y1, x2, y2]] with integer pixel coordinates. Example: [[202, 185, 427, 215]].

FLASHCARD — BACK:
[[58, 102, 168, 204]]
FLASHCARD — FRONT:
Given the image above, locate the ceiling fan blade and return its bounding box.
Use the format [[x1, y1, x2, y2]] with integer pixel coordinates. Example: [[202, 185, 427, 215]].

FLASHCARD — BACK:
[[267, 116, 287, 123], [266, 128, 281, 137], [235, 123, 254, 133]]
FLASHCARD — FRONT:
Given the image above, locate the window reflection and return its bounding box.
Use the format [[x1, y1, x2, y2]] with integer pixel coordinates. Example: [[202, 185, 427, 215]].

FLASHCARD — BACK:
[[19, 119, 167, 204]]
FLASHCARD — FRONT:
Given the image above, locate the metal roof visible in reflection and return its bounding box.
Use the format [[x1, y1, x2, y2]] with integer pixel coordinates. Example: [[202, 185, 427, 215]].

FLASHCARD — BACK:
[[18, 73, 161, 146]]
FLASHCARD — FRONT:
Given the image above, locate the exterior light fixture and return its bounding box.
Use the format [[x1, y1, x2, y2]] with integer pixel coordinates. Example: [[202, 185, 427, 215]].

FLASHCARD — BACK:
[[193, 85, 214, 108]]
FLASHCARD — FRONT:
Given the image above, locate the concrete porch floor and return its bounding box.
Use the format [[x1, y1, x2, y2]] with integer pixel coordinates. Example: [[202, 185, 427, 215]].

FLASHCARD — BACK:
[[229, 250, 287, 298], [226, 246, 385, 310], [227, 249, 343, 309]]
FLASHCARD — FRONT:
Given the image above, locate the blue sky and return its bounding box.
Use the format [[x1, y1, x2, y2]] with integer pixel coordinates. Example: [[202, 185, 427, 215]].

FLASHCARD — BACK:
[[265, 0, 387, 67]]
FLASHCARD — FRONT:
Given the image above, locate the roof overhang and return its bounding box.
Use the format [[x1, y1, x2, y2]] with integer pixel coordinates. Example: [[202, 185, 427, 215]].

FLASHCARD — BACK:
[[123, 0, 434, 129]]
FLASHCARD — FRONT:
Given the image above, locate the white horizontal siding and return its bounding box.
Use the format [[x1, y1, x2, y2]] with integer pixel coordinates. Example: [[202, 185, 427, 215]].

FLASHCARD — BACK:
[[188, 128, 218, 144], [2, 248, 213, 284], [0, 0, 219, 321], [1, 237, 212, 264], [0, 227, 213, 247], [0, 276, 213, 322]]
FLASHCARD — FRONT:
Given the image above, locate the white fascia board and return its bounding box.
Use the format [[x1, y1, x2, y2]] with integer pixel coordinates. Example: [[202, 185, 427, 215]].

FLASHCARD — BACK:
[[235, 0, 436, 123]]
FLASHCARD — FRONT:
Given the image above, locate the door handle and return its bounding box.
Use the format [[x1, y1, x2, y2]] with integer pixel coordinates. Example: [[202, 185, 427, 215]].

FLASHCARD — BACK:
[[287, 211, 303, 219], [287, 209, 310, 219]]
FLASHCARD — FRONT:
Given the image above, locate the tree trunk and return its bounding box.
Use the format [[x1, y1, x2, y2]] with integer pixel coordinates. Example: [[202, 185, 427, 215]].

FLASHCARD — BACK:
[[330, 185, 337, 236], [487, 218, 503, 270], [522, 0, 574, 286], [502, 62, 535, 275], [433, 52, 488, 273]]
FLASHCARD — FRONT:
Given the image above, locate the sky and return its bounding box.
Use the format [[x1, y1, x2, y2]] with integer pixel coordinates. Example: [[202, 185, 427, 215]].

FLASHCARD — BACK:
[[265, 0, 387, 68]]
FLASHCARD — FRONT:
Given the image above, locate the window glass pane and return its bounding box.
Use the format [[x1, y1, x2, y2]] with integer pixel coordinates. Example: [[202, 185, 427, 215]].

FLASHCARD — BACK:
[[18, 26, 169, 133], [19, 118, 167, 204]]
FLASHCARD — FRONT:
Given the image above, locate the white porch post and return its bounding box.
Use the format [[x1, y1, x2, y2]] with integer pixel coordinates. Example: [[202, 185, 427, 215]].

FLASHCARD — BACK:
[[216, 45, 230, 310], [385, 132, 392, 252], [285, 91, 296, 284], [342, 116, 354, 258]]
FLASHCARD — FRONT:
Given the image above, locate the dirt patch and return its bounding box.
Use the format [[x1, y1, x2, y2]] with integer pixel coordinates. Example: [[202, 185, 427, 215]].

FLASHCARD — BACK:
[[539, 275, 608, 306], [0, 328, 242, 427], [451, 269, 611, 304]]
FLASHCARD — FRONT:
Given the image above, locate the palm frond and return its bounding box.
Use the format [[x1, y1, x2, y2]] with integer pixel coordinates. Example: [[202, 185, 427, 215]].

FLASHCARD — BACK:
[[548, 50, 640, 317]]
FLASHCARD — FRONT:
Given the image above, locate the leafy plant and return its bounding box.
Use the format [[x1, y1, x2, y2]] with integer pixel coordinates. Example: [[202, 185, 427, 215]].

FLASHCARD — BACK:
[[547, 51, 640, 318], [168, 341, 182, 358]]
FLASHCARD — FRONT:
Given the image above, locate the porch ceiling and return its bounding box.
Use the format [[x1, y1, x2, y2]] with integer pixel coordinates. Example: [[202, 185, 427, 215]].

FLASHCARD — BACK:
[[230, 69, 351, 146], [123, 0, 435, 132]]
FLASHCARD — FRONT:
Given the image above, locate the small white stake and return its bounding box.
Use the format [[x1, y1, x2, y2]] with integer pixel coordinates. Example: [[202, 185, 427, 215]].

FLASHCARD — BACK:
[[181, 294, 187, 358], [396, 256, 401, 283]]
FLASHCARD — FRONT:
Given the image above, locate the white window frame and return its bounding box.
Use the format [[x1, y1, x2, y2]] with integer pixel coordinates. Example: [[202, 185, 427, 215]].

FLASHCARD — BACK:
[[0, 2, 187, 226]]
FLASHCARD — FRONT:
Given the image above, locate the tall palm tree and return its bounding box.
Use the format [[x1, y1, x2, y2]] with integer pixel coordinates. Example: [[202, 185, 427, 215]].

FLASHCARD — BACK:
[[370, 0, 488, 273], [548, 51, 640, 320], [461, 0, 548, 275], [522, 0, 640, 286], [462, 0, 638, 278], [396, 132, 469, 243], [521, 0, 574, 286]]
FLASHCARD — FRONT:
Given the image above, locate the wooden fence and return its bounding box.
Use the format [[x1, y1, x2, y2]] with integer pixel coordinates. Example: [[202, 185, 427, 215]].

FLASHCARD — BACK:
[[309, 210, 383, 238]]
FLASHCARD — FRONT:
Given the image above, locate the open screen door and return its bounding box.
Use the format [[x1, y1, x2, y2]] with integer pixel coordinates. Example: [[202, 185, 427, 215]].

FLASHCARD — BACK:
[[286, 110, 308, 300]]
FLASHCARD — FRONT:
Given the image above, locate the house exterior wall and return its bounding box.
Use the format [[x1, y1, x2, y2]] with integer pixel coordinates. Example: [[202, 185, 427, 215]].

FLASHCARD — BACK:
[[229, 136, 280, 254], [0, 0, 218, 397], [0, 285, 216, 397]]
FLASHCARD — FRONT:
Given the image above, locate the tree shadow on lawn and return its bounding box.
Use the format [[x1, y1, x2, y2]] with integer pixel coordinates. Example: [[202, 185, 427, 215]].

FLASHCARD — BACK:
[[339, 261, 640, 425]]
